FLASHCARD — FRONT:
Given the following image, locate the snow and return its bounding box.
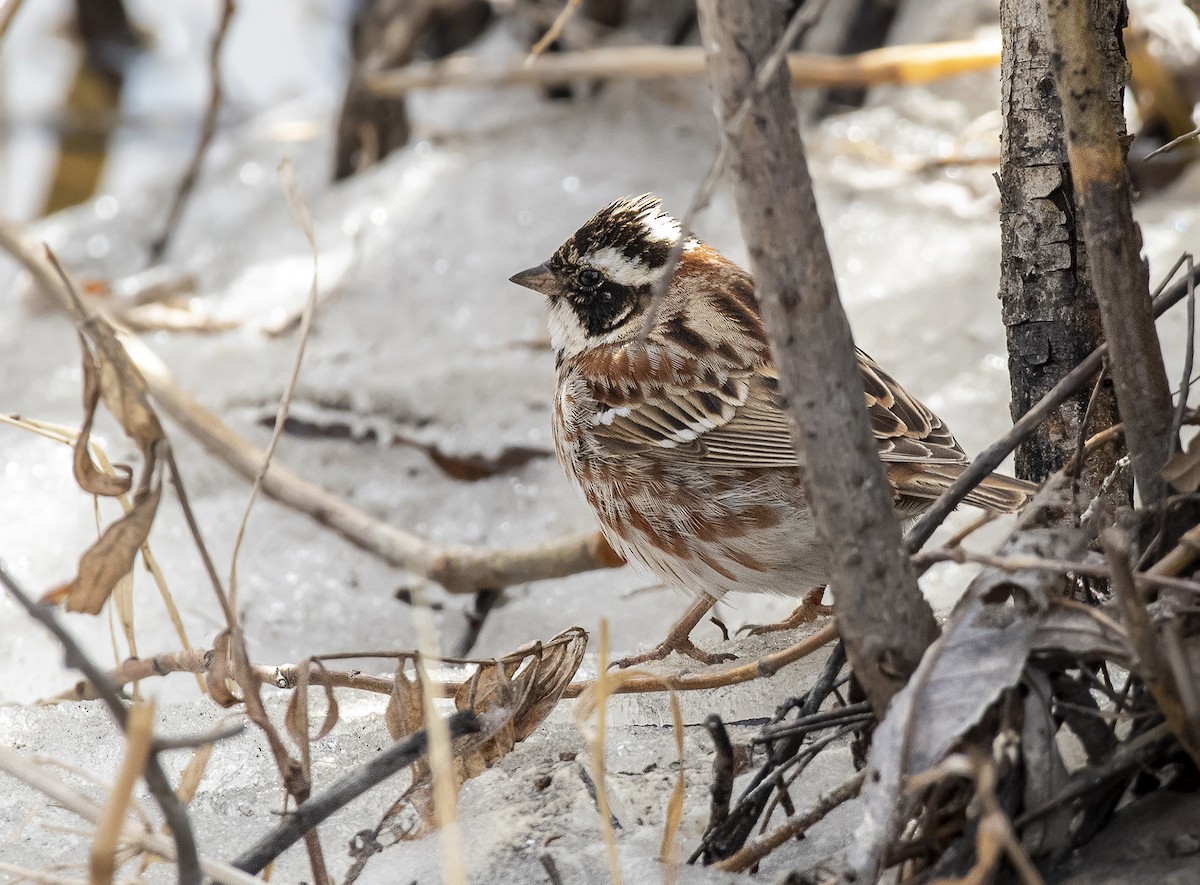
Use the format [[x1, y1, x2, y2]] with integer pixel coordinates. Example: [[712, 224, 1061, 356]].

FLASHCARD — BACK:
[[3, 1, 1200, 881]]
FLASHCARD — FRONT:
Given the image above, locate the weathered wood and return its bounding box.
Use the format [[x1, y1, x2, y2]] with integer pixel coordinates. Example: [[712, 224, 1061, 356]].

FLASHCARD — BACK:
[[998, 0, 1126, 504], [1045, 0, 1173, 504], [697, 0, 937, 716]]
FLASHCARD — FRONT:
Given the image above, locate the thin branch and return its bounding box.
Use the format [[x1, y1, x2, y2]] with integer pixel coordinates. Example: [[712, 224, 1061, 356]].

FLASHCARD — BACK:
[[231, 710, 479, 875], [0, 559, 201, 885], [147, 0, 234, 262], [712, 771, 865, 873], [229, 159, 321, 616], [151, 721, 245, 752], [913, 545, 1200, 597], [367, 37, 1002, 96], [906, 260, 1200, 552]]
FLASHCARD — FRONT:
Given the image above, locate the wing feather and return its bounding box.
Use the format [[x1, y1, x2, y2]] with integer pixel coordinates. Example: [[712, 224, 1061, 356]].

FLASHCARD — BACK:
[[584, 345, 969, 470]]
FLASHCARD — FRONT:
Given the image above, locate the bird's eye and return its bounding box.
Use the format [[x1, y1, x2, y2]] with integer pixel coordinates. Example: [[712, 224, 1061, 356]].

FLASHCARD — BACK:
[[577, 268, 602, 289]]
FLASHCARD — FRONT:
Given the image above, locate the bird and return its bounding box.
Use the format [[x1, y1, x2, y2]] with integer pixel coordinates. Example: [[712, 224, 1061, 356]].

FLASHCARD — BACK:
[[510, 194, 1034, 667]]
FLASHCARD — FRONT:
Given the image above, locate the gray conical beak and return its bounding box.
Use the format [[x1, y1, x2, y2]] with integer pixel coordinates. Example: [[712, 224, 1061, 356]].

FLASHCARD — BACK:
[[509, 262, 557, 297]]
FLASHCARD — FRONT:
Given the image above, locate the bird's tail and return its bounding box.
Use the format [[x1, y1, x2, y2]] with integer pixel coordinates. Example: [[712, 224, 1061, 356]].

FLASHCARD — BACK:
[[892, 463, 1038, 513]]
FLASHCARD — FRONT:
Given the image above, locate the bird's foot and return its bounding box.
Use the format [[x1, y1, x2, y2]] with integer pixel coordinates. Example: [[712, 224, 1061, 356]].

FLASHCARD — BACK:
[[737, 588, 833, 637], [611, 637, 736, 669]]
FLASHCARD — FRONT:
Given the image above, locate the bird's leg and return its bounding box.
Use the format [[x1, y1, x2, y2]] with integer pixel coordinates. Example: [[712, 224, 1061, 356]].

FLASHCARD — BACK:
[[737, 587, 833, 637], [611, 595, 736, 668]]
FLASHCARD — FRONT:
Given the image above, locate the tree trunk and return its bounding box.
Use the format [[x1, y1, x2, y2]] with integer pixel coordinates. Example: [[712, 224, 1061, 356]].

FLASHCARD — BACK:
[[998, 0, 1128, 505]]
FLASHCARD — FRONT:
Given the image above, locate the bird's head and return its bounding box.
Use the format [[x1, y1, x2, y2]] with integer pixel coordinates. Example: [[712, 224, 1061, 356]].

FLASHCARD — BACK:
[[510, 194, 697, 360]]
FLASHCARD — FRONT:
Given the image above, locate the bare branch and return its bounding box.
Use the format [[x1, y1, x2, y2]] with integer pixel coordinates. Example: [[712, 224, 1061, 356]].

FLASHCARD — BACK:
[[1045, 0, 1174, 503], [0, 559, 202, 885], [697, 0, 937, 714], [367, 38, 1002, 96], [231, 710, 480, 875], [147, 0, 234, 262]]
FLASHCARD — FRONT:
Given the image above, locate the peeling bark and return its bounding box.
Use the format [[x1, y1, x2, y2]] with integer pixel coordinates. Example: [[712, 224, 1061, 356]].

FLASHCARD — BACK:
[[998, 0, 1128, 505]]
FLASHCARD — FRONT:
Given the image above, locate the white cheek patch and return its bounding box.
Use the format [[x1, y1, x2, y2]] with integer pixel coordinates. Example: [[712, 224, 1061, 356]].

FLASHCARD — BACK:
[[587, 246, 664, 288], [546, 299, 588, 356]]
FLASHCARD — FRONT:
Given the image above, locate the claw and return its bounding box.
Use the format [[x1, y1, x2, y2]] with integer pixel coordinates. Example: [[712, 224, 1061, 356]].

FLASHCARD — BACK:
[[737, 588, 832, 637], [612, 638, 736, 669]]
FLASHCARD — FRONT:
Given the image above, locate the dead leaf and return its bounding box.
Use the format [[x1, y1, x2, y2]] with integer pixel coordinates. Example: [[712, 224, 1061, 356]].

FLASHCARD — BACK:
[[850, 528, 1086, 881], [1020, 669, 1072, 856], [1164, 434, 1200, 492], [47, 251, 170, 614], [284, 658, 338, 778], [385, 659, 425, 742], [46, 447, 164, 614], [377, 627, 588, 844], [1032, 600, 1131, 665], [72, 342, 132, 497]]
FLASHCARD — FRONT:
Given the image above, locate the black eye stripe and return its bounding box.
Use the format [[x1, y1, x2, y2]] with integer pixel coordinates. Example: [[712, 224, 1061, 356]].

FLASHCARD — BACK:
[[570, 281, 637, 336]]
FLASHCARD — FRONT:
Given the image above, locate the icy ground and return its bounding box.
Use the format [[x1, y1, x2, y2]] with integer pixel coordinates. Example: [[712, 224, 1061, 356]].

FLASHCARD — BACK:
[[4, 3, 1200, 883]]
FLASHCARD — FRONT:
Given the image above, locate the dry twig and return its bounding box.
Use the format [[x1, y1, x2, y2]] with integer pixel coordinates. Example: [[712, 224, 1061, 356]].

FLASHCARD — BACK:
[[231, 711, 480, 875], [712, 771, 864, 873], [368, 37, 1002, 96], [0, 561, 201, 885]]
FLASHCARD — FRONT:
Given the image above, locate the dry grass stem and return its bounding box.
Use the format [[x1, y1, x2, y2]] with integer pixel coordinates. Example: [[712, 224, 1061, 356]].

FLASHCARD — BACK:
[[575, 619, 621, 885], [409, 580, 466, 885], [527, 0, 582, 60], [228, 158, 321, 617], [370, 37, 1001, 96], [658, 688, 686, 874], [913, 754, 1045, 885], [89, 700, 156, 885]]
